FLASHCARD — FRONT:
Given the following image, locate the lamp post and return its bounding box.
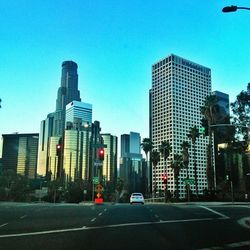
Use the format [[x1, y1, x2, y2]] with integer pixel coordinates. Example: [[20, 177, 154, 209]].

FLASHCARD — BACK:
[[222, 5, 250, 13]]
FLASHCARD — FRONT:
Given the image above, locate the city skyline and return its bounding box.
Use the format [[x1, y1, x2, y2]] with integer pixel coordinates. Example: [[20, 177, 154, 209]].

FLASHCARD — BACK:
[[0, 0, 249, 148]]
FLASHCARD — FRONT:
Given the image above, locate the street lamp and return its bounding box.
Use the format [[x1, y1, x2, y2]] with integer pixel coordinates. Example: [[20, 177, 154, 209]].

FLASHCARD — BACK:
[[222, 5, 250, 13]]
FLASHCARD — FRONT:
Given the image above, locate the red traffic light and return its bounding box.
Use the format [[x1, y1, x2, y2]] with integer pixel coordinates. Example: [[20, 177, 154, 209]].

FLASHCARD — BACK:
[[162, 174, 168, 184], [98, 148, 104, 161]]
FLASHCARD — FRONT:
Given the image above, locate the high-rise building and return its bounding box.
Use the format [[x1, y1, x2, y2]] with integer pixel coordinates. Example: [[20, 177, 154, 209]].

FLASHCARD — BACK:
[[2, 133, 39, 179], [38, 61, 82, 178], [101, 134, 118, 183], [37, 113, 54, 177], [63, 101, 93, 183], [64, 121, 91, 183], [65, 101, 92, 126], [53, 61, 81, 137], [120, 132, 146, 193], [150, 54, 211, 197]]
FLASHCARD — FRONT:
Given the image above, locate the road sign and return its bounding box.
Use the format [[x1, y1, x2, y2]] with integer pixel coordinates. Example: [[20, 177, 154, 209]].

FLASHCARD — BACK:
[[94, 162, 103, 167], [92, 177, 99, 184], [95, 184, 103, 193], [183, 178, 195, 185], [92, 143, 107, 148]]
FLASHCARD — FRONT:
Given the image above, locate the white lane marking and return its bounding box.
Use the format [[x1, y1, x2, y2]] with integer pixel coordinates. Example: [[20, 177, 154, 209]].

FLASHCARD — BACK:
[[199, 206, 229, 219], [91, 218, 96, 222], [197, 240, 250, 250], [98, 213, 102, 216], [0, 223, 8, 228], [20, 215, 27, 219], [238, 217, 250, 229], [0, 217, 219, 238], [104, 208, 107, 212]]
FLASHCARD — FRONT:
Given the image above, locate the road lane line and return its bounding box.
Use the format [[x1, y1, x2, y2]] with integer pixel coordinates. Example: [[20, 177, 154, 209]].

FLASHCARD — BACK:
[[98, 213, 102, 216], [0, 223, 8, 228], [91, 218, 96, 222], [104, 208, 107, 212], [199, 205, 229, 219], [20, 215, 27, 219], [197, 240, 250, 250], [0, 217, 221, 238]]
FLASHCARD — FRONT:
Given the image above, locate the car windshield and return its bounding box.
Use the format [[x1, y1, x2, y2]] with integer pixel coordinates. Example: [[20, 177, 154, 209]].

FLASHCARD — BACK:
[[0, 1, 250, 250]]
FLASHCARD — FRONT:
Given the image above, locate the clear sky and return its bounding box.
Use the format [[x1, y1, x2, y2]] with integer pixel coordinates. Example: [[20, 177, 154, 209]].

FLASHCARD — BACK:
[[0, 0, 250, 143]]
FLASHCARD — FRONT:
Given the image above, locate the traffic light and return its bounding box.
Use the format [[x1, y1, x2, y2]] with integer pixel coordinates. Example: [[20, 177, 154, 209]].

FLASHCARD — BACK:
[[162, 175, 168, 184], [201, 118, 209, 136], [98, 148, 104, 161], [56, 144, 62, 156], [226, 174, 229, 181]]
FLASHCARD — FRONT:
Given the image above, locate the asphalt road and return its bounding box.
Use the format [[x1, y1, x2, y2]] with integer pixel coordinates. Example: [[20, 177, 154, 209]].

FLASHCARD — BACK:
[[0, 202, 249, 250]]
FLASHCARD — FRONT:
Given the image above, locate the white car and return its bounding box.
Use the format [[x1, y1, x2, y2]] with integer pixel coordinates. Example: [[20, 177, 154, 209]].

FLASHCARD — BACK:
[[130, 193, 144, 204]]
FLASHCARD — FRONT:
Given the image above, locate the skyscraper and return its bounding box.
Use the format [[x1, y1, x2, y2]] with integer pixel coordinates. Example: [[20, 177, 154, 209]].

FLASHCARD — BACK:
[[120, 132, 145, 193], [101, 133, 118, 183], [53, 61, 81, 137], [2, 133, 39, 179], [63, 101, 93, 183], [38, 61, 82, 178], [65, 101, 92, 126], [150, 54, 211, 197]]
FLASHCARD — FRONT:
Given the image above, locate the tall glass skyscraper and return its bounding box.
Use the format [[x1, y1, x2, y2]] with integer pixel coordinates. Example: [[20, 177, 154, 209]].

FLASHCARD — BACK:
[[2, 133, 39, 179], [38, 61, 82, 178], [53, 61, 81, 137], [101, 134, 117, 183], [150, 54, 211, 197]]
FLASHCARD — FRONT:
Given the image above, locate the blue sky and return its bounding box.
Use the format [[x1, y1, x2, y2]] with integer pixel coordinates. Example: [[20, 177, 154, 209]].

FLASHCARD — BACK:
[[0, 0, 250, 143]]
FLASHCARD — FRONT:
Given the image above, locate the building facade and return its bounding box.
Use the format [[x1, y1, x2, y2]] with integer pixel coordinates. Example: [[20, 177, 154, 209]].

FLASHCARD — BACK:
[[150, 54, 211, 197], [53, 61, 81, 137], [120, 132, 146, 194], [101, 133, 118, 184], [2, 133, 39, 179], [37, 61, 82, 178]]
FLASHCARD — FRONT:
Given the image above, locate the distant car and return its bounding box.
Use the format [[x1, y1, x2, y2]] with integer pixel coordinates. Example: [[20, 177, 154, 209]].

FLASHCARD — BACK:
[[130, 193, 144, 204]]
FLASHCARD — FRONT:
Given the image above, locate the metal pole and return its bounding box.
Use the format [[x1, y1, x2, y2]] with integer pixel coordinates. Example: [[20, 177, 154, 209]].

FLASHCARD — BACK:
[[230, 180, 234, 204]]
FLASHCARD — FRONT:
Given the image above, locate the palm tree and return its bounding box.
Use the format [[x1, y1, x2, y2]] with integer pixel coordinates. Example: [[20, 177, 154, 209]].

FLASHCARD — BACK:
[[150, 150, 160, 198], [141, 138, 153, 161], [181, 141, 190, 176], [141, 138, 153, 194], [159, 141, 172, 201], [181, 141, 190, 201], [170, 154, 184, 200], [188, 126, 200, 196], [201, 95, 220, 190]]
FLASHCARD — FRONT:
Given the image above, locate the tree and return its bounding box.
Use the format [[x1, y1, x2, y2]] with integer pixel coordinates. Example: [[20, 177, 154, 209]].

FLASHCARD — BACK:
[[188, 126, 200, 196], [141, 138, 153, 161], [141, 138, 153, 194], [231, 83, 250, 142], [170, 154, 184, 200], [181, 141, 190, 175], [150, 150, 160, 198], [201, 94, 220, 190], [159, 140, 172, 202]]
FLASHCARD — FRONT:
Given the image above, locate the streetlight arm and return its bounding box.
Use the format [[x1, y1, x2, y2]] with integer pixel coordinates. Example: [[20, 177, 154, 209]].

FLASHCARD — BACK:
[[222, 5, 250, 13]]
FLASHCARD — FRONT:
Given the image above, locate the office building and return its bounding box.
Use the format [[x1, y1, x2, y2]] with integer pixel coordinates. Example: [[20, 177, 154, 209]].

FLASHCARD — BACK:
[[64, 121, 91, 183], [53, 61, 81, 137], [37, 61, 82, 178], [37, 113, 54, 177], [2, 133, 39, 179], [65, 101, 92, 126], [150, 54, 211, 197], [120, 132, 146, 193], [63, 101, 93, 183], [101, 133, 118, 183]]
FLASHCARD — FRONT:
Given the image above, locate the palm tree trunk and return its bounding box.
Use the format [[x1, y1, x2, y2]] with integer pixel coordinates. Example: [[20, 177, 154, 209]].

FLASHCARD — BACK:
[[194, 142, 198, 197], [175, 171, 179, 200], [207, 124, 214, 190]]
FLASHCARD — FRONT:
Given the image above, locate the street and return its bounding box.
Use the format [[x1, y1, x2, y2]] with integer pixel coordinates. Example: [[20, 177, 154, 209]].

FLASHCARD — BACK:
[[0, 202, 249, 250]]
